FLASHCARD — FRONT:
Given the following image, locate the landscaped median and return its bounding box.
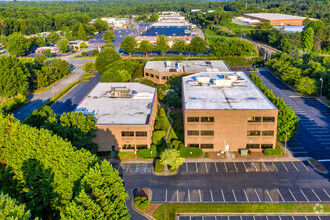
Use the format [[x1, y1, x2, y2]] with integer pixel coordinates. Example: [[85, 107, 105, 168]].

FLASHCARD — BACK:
[[152, 203, 330, 220]]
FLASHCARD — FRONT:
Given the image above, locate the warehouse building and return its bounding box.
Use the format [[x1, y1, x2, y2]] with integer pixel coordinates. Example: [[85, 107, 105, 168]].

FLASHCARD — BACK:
[[144, 60, 230, 84], [243, 13, 317, 26], [75, 83, 158, 152], [182, 71, 278, 152]]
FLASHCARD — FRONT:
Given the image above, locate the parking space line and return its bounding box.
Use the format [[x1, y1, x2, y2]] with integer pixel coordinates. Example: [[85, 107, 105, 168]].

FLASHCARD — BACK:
[[221, 189, 225, 202], [243, 162, 247, 171], [253, 162, 258, 171], [244, 189, 249, 202], [317, 216, 321, 220], [240, 216, 243, 220], [233, 162, 238, 172], [214, 162, 218, 173], [196, 163, 198, 173], [262, 162, 268, 172], [177, 189, 179, 202], [232, 189, 237, 202], [266, 216, 269, 220], [291, 162, 299, 171], [117, 165, 120, 172], [165, 189, 167, 202], [255, 189, 261, 202], [304, 216, 308, 220], [144, 163, 147, 173], [312, 189, 321, 201], [279, 216, 282, 220], [281, 162, 289, 171], [199, 189, 202, 202], [188, 189, 190, 202], [272, 162, 278, 171], [266, 189, 273, 202], [300, 189, 309, 202], [323, 189, 330, 198], [126, 164, 129, 173], [186, 163, 188, 173], [210, 189, 214, 202], [205, 162, 209, 173], [277, 189, 285, 201], [300, 161, 309, 171], [253, 216, 256, 220], [289, 189, 297, 202], [224, 162, 228, 172]]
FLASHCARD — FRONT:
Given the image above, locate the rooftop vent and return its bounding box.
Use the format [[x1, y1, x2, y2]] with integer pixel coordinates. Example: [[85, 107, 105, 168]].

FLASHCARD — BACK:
[[110, 86, 132, 98], [169, 68, 177, 72]]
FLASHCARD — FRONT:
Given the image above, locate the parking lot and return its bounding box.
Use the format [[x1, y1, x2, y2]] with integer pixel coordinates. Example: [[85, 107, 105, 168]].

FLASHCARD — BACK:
[[178, 215, 329, 220]]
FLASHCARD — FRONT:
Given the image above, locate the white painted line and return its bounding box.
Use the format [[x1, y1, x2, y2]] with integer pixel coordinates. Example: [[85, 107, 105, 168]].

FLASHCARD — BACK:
[[253, 162, 258, 171], [253, 216, 256, 220], [117, 165, 120, 172], [289, 189, 297, 202], [205, 162, 209, 173], [266, 217, 269, 220], [126, 164, 129, 173], [312, 189, 321, 202], [300, 189, 309, 202], [317, 216, 321, 220], [279, 216, 282, 220], [277, 189, 284, 201], [262, 162, 268, 172], [190, 216, 191, 220], [165, 189, 167, 202], [243, 162, 247, 172], [304, 216, 308, 220], [318, 159, 330, 162], [293, 151, 308, 154], [144, 163, 147, 173], [272, 162, 278, 172], [255, 189, 261, 202], [323, 189, 330, 198], [196, 163, 199, 173], [214, 162, 218, 173], [266, 189, 273, 202], [232, 189, 237, 202], [292, 216, 295, 220], [210, 189, 214, 202], [281, 162, 289, 171], [188, 189, 190, 202], [224, 162, 228, 172], [240, 216, 243, 220], [221, 189, 225, 202], [244, 189, 249, 202], [233, 162, 238, 172], [199, 189, 202, 202], [291, 161, 299, 171], [186, 163, 188, 173], [177, 189, 179, 202]]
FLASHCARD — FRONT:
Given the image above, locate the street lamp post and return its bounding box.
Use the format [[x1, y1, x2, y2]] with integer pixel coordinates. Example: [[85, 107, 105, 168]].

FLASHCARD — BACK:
[[285, 132, 290, 156], [320, 78, 323, 98]]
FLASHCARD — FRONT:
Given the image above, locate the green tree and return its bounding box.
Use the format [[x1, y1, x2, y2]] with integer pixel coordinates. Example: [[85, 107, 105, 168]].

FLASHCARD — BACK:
[[64, 27, 72, 40], [0, 192, 31, 219], [43, 49, 53, 57], [46, 31, 60, 44], [0, 35, 7, 45], [155, 35, 170, 56], [296, 77, 317, 95], [93, 19, 109, 32], [82, 62, 95, 74], [171, 38, 186, 56], [138, 40, 154, 56], [0, 56, 30, 97], [152, 130, 166, 145], [78, 23, 88, 41], [302, 27, 314, 52], [57, 38, 69, 53], [120, 36, 137, 56], [160, 149, 183, 171], [6, 32, 30, 56], [95, 47, 121, 73], [189, 36, 207, 54], [79, 42, 88, 48], [149, 13, 159, 22], [102, 69, 131, 82], [103, 30, 115, 43]]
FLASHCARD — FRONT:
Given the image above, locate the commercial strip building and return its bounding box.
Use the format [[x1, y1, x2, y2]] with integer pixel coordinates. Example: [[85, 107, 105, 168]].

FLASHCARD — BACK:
[[243, 13, 317, 26], [75, 83, 157, 152], [182, 71, 278, 152], [144, 60, 231, 84]]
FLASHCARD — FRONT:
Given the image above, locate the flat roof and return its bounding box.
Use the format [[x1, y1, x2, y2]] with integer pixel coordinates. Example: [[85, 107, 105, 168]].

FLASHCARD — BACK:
[[244, 13, 307, 21], [145, 60, 230, 73], [182, 72, 277, 110], [75, 83, 156, 125]]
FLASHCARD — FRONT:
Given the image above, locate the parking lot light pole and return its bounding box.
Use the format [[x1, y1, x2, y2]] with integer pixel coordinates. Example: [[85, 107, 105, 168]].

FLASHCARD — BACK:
[[285, 132, 290, 156], [320, 78, 323, 98]]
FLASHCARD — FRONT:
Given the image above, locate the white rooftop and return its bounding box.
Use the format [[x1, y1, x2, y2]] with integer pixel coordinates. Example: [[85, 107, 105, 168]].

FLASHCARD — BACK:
[[145, 60, 230, 73], [182, 72, 277, 110], [244, 13, 307, 21], [75, 83, 156, 125]]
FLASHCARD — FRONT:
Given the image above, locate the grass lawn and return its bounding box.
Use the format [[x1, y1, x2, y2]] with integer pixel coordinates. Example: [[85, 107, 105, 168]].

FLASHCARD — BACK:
[[33, 78, 63, 94], [114, 151, 136, 159], [70, 56, 96, 60], [153, 203, 330, 220], [157, 114, 170, 132], [169, 111, 184, 142]]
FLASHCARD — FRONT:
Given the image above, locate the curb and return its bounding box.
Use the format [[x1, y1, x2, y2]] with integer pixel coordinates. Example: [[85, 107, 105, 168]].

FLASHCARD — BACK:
[[152, 165, 179, 176], [307, 159, 328, 175], [131, 188, 155, 220], [316, 98, 330, 108]]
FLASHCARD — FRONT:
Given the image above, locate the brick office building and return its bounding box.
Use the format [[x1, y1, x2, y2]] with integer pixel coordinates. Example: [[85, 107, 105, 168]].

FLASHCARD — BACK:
[[144, 60, 230, 84], [182, 71, 278, 152], [75, 83, 158, 152]]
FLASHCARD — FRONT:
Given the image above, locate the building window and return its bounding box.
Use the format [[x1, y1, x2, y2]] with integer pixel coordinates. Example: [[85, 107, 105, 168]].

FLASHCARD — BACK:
[[145, 73, 149, 76], [122, 144, 135, 149], [188, 130, 199, 136], [136, 145, 148, 149], [121, 131, 134, 137], [262, 131, 274, 136], [261, 144, 273, 149], [201, 117, 214, 122], [201, 144, 214, 149], [246, 144, 260, 149], [150, 74, 154, 78], [263, 117, 275, 122], [248, 117, 261, 122], [136, 131, 147, 137], [247, 130, 261, 136], [187, 117, 199, 122], [161, 76, 167, 80], [201, 130, 214, 136], [188, 144, 199, 148], [155, 75, 159, 79]]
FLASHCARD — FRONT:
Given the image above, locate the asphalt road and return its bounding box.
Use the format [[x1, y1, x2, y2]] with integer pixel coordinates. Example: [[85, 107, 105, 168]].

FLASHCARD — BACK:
[[231, 67, 330, 167]]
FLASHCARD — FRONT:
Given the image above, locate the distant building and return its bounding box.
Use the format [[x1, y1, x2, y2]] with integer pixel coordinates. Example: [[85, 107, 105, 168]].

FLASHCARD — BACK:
[[35, 46, 60, 54], [182, 71, 278, 153], [243, 13, 317, 26], [101, 17, 130, 29], [75, 83, 158, 152], [191, 9, 201, 12], [158, 13, 186, 23], [144, 60, 230, 84]]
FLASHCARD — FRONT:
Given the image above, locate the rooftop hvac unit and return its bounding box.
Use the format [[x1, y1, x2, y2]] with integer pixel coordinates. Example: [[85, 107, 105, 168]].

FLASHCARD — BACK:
[[165, 61, 171, 68], [196, 76, 210, 84], [214, 79, 232, 87], [177, 63, 183, 69], [227, 74, 238, 81]]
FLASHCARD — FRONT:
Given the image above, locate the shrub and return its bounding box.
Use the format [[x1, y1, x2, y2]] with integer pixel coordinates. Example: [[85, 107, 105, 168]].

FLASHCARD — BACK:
[[134, 196, 150, 211], [179, 146, 203, 158], [80, 42, 88, 48], [171, 140, 182, 150], [0, 94, 28, 113], [92, 49, 99, 56], [114, 151, 136, 159], [152, 130, 166, 145], [81, 51, 88, 56], [137, 145, 157, 158], [263, 146, 283, 156], [154, 121, 161, 130], [154, 159, 164, 173], [204, 152, 209, 158], [168, 166, 176, 173], [159, 107, 166, 117]]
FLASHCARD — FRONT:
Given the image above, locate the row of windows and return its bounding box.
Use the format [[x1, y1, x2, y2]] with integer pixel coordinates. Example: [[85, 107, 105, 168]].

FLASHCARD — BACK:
[[188, 144, 214, 149], [145, 73, 168, 80], [121, 131, 147, 137], [248, 117, 275, 123], [188, 130, 214, 136], [122, 145, 148, 150], [187, 117, 214, 122], [247, 130, 274, 136], [246, 144, 273, 149]]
